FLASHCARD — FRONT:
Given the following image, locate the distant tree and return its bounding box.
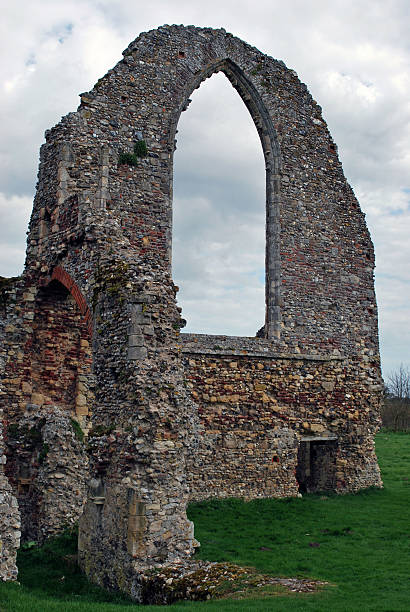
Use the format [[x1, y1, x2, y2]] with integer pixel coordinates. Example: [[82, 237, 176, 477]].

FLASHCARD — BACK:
[[382, 364, 410, 431], [387, 364, 410, 400]]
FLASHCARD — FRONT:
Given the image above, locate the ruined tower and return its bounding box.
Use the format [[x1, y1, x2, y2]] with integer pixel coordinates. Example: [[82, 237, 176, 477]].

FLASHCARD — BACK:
[[0, 25, 382, 597]]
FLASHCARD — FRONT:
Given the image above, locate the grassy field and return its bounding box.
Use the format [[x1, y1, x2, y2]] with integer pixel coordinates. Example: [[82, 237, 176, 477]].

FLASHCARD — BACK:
[[0, 431, 409, 611]]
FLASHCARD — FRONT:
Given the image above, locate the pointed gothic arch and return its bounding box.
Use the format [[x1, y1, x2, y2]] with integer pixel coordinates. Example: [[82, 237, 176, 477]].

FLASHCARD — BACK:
[[169, 58, 282, 339]]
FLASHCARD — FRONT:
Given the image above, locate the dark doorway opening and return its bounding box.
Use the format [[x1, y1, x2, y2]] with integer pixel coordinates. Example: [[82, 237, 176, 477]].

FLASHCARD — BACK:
[[296, 438, 338, 493]]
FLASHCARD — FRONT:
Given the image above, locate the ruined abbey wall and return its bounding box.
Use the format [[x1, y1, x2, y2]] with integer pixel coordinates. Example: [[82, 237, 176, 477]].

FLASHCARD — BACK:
[[0, 415, 20, 581], [0, 25, 382, 597], [0, 306, 20, 580], [182, 335, 381, 500]]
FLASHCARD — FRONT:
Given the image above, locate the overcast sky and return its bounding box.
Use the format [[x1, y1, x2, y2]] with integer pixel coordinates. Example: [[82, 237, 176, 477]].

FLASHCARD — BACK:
[[1, 0, 409, 377]]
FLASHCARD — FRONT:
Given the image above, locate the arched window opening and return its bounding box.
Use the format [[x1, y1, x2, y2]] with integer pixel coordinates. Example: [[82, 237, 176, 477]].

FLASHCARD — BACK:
[[172, 72, 265, 337]]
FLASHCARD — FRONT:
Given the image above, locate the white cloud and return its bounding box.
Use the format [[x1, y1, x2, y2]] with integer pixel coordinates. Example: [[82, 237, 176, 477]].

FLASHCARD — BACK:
[[173, 73, 265, 336], [0, 193, 32, 277]]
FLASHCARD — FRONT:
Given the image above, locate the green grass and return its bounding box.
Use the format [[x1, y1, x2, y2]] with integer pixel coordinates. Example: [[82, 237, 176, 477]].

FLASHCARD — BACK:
[[0, 431, 409, 611]]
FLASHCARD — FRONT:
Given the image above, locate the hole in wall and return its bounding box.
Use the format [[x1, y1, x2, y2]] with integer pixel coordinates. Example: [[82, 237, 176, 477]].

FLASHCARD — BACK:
[[172, 72, 265, 336], [296, 439, 338, 493]]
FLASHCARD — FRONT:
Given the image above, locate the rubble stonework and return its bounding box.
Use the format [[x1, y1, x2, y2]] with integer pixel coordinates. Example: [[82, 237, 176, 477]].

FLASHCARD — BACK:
[[0, 295, 20, 580], [5, 407, 89, 543], [0, 25, 382, 598], [182, 335, 382, 499], [0, 425, 20, 581]]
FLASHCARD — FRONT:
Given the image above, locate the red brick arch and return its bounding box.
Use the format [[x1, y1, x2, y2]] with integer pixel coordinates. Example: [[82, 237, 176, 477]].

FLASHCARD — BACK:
[[50, 266, 92, 336]]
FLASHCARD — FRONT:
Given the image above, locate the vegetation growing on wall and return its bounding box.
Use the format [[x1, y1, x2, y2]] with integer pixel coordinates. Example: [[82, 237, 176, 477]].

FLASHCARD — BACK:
[[91, 260, 130, 310], [70, 418, 85, 442], [118, 140, 148, 167]]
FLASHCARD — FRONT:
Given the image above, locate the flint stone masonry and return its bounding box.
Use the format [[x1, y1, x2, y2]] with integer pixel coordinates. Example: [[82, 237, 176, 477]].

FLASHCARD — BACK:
[[0, 279, 21, 581], [0, 25, 382, 601], [181, 335, 381, 499], [5, 407, 89, 543], [0, 388, 20, 581]]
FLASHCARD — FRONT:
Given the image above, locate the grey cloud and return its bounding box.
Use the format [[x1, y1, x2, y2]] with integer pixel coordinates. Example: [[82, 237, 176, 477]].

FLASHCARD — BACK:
[[0, 194, 32, 276], [172, 73, 266, 336]]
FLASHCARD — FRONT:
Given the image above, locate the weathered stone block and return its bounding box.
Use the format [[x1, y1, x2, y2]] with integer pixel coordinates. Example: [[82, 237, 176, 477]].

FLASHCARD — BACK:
[[128, 334, 144, 347], [127, 346, 147, 360]]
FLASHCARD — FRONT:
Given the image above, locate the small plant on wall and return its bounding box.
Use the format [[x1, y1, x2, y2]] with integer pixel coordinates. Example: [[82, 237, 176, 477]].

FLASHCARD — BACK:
[[118, 151, 138, 167], [118, 139, 148, 166], [134, 139, 148, 158]]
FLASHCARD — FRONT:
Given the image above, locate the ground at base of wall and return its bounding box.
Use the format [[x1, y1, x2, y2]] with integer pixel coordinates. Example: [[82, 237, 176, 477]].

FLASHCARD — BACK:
[[5, 432, 409, 611], [13, 525, 328, 606], [136, 560, 329, 604]]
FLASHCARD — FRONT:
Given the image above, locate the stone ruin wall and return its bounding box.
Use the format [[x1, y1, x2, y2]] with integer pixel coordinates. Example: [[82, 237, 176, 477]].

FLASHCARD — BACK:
[[0, 25, 382, 596], [182, 335, 381, 500], [0, 410, 20, 582], [0, 298, 20, 581], [0, 275, 90, 554]]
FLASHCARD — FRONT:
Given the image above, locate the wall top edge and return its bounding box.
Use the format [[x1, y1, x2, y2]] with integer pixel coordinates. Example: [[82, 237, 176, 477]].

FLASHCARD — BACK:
[[179, 333, 344, 361]]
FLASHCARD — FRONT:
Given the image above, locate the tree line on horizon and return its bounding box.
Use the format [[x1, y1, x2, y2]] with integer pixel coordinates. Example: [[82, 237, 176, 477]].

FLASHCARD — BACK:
[[382, 364, 410, 431]]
